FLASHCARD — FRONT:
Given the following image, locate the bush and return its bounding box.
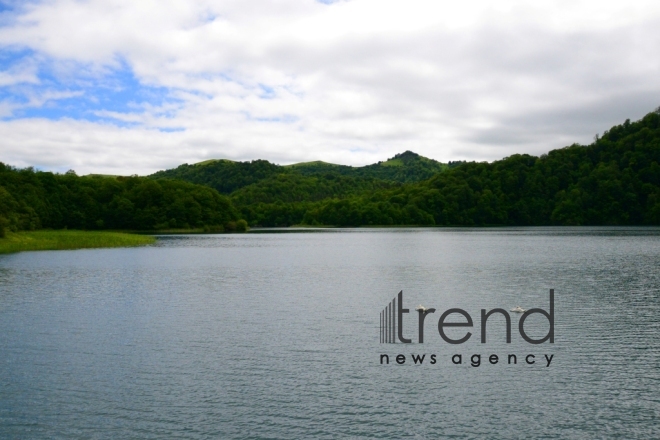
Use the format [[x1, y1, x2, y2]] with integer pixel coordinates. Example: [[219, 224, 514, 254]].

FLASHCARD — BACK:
[[236, 219, 248, 232]]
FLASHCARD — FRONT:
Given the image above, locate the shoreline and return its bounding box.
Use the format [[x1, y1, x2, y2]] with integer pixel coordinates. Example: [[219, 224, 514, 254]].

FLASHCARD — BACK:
[[0, 230, 156, 254], [4, 226, 659, 254]]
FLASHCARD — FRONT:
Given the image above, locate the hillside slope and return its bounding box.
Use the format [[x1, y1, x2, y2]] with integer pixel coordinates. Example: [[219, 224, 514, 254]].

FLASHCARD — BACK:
[[0, 168, 242, 232], [150, 159, 282, 194], [285, 151, 453, 182], [150, 151, 451, 194], [301, 110, 660, 226], [3, 111, 658, 231]]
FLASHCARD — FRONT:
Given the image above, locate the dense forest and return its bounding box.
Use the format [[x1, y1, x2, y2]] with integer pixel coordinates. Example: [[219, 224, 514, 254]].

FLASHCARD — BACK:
[[283, 151, 462, 182], [1, 109, 659, 233], [237, 110, 660, 226], [150, 159, 284, 194], [149, 150, 454, 194], [0, 168, 245, 234]]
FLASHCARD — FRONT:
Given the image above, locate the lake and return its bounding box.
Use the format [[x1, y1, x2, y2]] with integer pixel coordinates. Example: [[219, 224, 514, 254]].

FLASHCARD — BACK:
[[1, 227, 659, 439]]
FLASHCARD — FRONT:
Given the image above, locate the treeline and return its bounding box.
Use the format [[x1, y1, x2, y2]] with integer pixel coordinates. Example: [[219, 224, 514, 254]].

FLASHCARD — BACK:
[[150, 150, 452, 194], [0, 167, 246, 234], [146, 150, 463, 226], [232, 173, 399, 205], [233, 110, 660, 226], [288, 151, 457, 182], [230, 173, 398, 226], [2, 110, 659, 232], [150, 159, 283, 194]]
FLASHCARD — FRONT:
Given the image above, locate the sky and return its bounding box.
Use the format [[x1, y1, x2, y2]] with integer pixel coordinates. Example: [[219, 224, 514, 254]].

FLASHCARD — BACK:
[[0, 0, 659, 175]]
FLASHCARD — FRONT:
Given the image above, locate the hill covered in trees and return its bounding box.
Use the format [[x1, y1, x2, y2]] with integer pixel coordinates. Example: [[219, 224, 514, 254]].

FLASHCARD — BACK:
[[149, 150, 453, 194], [283, 151, 462, 182], [297, 110, 660, 226], [0, 168, 245, 234], [150, 159, 283, 194], [230, 109, 660, 226], [1, 109, 659, 233]]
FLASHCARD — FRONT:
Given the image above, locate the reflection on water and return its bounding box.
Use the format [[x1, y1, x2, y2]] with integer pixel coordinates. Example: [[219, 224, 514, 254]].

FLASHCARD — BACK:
[[0, 227, 659, 438]]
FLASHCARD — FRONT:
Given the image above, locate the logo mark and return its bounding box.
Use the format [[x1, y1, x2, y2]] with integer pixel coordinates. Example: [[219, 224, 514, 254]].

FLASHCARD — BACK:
[[380, 289, 555, 344]]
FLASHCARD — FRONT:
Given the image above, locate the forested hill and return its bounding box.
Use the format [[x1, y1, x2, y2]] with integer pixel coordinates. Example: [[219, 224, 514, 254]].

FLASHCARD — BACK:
[[1, 110, 659, 233], [0, 169, 246, 233], [149, 159, 282, 194], [298, 110, 660, 226], [149, 151, 453, 194], [284, 151, 459, 182]]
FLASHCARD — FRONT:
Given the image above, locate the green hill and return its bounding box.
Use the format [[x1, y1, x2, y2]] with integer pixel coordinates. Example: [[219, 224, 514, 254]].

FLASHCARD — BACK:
[[147, 111, 660, 227], [150, 159, 283, 194], [283, 160, 347, 173], [284, 151, 451, 182], [230, 173, 400, 227], [0, 168, 244, 233], [192, 110, 659, 227], [300, 110, 660, 226], [2, 109, 659, 232], [150, 150, 451, 194]]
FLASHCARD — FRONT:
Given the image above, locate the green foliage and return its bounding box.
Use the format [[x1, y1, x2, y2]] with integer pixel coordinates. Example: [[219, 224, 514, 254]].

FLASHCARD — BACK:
[[238, 110, 660, 227], [150, 159, 283, 194], [0, 216, 7, 238], [0, 230, 155, 254], [0, 165, 245, 232], [150, 150, 450, 195], [284, 160, 344, 172], [231, 173, 398, 205], [304, 111, 660, 226], [236, 219, 248, 232], [285, 151, 449, 182], [3, 111, 659, 230], [148, 151, 450, 226]]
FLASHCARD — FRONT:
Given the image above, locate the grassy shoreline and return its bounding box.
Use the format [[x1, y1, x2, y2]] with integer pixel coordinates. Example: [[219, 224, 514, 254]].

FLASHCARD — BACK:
[[0, 230, 156, 254]]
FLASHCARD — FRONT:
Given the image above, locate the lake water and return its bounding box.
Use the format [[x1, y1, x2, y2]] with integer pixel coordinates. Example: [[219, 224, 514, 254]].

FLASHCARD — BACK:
[[1, 228, 659, 439]]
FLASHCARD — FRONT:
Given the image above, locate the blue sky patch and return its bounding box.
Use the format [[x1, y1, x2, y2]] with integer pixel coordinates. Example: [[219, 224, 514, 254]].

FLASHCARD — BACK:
[[0, 1, 14, 14], [244, 112, 299, 124], [258, 84, 276, 99], [0, 51, 180, 126], [158, 127, 185, 133]]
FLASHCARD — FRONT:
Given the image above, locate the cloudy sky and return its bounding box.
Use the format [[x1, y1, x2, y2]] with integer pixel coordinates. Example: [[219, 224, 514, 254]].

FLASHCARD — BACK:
[[0, 0, 659, 175]]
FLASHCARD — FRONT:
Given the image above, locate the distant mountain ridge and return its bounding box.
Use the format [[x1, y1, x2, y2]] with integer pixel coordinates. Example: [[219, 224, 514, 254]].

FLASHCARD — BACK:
[[3, 109, 658, 234], [149, 151, 458, 194], [146, 109, 660, 227]]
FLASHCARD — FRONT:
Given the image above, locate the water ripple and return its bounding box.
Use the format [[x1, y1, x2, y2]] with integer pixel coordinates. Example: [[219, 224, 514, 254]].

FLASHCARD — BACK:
[[0, 227, 659, 438]]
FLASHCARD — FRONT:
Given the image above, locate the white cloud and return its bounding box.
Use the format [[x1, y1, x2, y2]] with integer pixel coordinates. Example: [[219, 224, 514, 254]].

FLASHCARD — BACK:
[[0, 59, 38, 86], [0, 0, 659, 174]]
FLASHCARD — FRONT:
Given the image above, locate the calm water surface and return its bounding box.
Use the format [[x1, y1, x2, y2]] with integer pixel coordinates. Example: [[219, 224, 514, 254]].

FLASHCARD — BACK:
[[0, 227, 659, 439]]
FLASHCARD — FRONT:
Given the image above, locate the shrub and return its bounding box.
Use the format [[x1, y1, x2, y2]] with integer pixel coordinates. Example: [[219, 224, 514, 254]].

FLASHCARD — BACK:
[[236, 219, 248, 232]]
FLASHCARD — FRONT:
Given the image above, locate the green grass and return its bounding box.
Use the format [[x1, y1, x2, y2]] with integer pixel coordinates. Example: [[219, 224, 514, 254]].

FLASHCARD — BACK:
[[284, 160, 341, 168], [194, 159, 235, 166], [380, 158, 404, 167], [0, 230, 156, 254]]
